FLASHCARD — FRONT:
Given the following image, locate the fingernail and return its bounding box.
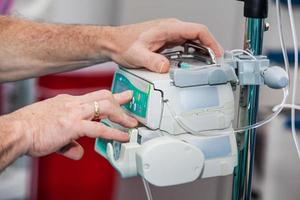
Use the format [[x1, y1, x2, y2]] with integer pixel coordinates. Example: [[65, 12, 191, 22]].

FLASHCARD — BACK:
[[159, 62, 165, 73], [124, 90, 133, 97], [129, 90, 133, 96]]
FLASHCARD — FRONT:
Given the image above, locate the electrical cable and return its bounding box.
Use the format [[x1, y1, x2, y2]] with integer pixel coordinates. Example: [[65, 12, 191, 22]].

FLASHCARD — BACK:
[[286, 0, 300, 161], [142, 178, 153, 200]]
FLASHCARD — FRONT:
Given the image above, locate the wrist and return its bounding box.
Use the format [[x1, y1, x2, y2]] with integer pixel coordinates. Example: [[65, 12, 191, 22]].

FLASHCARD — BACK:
[[83, 25, 120, 62], [0, 113, 31, 156]]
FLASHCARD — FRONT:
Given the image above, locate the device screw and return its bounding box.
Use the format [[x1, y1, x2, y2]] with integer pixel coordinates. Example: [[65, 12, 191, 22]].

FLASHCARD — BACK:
[[144, 164, 150, 170]]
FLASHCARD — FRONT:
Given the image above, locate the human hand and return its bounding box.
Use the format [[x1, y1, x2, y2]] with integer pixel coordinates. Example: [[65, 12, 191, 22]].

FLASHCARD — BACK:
[[10, 90, 138, 160], [110, 18, 223, 73]]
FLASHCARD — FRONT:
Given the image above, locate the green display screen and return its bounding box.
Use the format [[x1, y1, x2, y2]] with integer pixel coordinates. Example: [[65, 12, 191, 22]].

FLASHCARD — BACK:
[[112, 73, 149, 118]]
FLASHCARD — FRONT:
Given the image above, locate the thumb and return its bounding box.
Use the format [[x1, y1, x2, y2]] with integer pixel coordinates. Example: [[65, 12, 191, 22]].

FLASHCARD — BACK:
[[136, 48, 170, 73], [57, 141, 84, 160]]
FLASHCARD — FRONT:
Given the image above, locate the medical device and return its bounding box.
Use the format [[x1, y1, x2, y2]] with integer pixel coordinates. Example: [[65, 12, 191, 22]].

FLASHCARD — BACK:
[[94, 42, 288, 187], [90, 0, 299, 198]]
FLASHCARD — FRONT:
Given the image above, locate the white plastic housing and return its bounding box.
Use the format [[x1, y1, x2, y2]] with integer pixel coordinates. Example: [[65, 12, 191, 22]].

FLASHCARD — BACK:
[[136, 136, 205, 186], [120, 68, 235, 135]]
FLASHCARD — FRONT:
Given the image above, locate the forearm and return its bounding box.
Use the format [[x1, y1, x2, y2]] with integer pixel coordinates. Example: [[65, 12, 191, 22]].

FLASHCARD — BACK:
[[0, 16, 118, 82], [0, 114, 28, 172]]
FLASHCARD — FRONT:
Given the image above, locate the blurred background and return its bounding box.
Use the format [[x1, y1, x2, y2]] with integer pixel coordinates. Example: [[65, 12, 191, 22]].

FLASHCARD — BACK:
[[0, 0, 300, 199]]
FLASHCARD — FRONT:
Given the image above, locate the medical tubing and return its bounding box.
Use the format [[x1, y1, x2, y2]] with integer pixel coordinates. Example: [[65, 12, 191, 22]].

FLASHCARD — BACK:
[[276, 0, 290, 76], [287, 0, 300, 161], [230, 49, 257, 60], [142, 178, 153, 200], [233, 88, 288, 133], [273, 0, 292, 114], [274, 104, 300, 111], [165, 87, 287, 136], [164, 100, 232, 136]]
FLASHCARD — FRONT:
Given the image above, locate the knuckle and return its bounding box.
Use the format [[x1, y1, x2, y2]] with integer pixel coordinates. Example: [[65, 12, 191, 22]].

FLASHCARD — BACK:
[[101, 99, 114, 111], [199, 24, 209, 32], [166, 18, 180, 24], [158, 18, 180, 29], [101, 90, 113, 99], [62, 101, 82, 119]]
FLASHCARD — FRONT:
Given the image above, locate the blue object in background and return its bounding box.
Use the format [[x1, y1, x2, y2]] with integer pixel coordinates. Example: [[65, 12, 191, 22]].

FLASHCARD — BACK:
[[285, 116, 300, 131], [266, 50, 300, 66], [272, 0, 300, 6]]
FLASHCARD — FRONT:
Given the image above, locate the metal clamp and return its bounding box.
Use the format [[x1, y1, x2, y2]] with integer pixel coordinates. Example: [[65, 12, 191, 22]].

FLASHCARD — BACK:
[[163, 41, 217, 65], [222, 52, 288, 88]]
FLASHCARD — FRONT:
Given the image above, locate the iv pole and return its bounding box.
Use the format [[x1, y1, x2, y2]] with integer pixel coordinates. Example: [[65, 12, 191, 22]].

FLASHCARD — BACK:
[[233, 0, 268, 199]]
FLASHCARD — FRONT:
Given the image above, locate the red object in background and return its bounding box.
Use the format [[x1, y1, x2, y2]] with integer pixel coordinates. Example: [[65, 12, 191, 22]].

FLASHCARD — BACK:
[[34, 65, 117, 200]]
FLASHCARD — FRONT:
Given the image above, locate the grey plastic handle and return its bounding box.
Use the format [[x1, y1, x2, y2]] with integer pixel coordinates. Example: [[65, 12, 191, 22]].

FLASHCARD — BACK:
[[262, 66, 289, 89], [170, 66, 238, 87]]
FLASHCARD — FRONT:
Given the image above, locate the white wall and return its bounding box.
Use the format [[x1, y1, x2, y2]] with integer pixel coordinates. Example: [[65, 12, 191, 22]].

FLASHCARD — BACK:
[[47, 0, 113, 25], [114, 0, 245, 50], [13, 0, 113, 25]]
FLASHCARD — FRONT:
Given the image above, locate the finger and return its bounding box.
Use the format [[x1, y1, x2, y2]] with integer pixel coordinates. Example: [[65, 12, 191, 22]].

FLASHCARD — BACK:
[[188, 24, 223, 57], [80, 100, 138, 127], [79, 90, 114, 103], [133, 45, 170, 73], [57, 141, 84, 160], [165, 22, 223, 57], [80, 121, 129, 142], [79, 90, 133, 105], [113, 90, 133, 105], [105, 100, 139, 127]]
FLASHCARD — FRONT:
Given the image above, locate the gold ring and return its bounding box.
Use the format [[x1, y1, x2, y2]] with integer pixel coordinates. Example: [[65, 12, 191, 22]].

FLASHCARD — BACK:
[[93, 101, 101, 121]]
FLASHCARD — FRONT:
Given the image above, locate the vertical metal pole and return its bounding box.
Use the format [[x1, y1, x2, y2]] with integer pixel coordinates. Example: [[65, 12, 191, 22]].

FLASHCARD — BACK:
[[245, 18, 264, 200], [232, 18, 265, 200]]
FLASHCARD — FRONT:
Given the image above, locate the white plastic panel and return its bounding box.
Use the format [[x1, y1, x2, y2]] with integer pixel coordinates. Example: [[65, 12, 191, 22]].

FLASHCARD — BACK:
[[136, 136, 205, 186]]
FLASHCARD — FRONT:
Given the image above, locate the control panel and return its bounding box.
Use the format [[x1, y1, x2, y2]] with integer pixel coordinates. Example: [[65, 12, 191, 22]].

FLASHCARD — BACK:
[[112, 72, 149, 119]]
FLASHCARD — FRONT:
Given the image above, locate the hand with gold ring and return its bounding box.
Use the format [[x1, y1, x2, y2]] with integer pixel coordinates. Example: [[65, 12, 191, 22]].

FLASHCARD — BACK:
[[1, 90, 138, 162], [93, 101, 101, 121]]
